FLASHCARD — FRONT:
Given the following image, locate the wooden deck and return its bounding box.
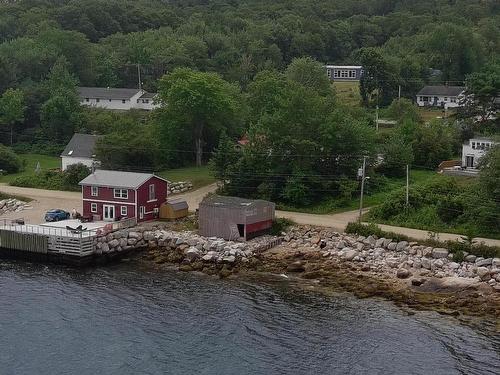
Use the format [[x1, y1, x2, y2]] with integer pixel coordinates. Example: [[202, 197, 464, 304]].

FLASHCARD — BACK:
[[0, 217, 137, 260]]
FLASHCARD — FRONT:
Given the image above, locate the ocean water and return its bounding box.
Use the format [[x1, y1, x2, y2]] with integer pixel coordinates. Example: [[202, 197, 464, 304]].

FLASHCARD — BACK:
[[0, 261, 498, 375]]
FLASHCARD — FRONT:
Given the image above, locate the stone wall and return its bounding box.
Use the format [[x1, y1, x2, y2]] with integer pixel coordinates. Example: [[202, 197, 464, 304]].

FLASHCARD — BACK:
[[93, 225, 280, 265], [168, 181, 193, 195]]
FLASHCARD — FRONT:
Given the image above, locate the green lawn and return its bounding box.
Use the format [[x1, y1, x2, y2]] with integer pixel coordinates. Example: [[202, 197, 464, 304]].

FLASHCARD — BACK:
[[158, 165, 215, 190], [0, 153, 60, 183], [333, 81, 361, 107]]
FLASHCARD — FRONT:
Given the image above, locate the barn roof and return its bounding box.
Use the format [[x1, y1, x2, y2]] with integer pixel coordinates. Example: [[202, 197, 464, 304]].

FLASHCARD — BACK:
[[78, 87, 142, 100], [79, 170, 168, 189], [166, 198, 188, 210], [417, 85, 465, 96], [61, 133, 100, 158], [200, 195, 272, 208]]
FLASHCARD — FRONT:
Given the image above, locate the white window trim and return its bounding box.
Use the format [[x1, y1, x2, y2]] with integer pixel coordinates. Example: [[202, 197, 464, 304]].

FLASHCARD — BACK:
[[91, 203, 97, 213], [83, 198, 134, 205], [113, 189, 128, 199], [121, 206, 127, 216], [91, 186, 98, 197], [149, 184, 155, 201]]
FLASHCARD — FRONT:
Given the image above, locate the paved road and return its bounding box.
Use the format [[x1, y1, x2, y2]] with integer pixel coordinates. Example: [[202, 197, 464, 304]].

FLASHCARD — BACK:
[[2, 183, 499, 247]]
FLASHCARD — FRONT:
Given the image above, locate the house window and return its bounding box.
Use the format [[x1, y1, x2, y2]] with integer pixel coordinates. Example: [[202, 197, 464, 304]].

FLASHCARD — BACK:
[[91, 203, 97, 213], [96, 98, 100, 103], [472, 142, 476, 149], [91, 186, 98, 197], [326, 69, 332, 78], [422, 96, 428, 102], [349, 70, 356, 78], [149, 184, 155, 201], [340, 70, 349, 78], [142, 99, 149, 103], [333, 70, 340, 78], [122, 99, 126, 104], [450, 97, 456, 103], [121, 206, 127, 216], [85, 98, 89, 102], [114, 189, 128, 199], [444, 97, 448, 101], [109, 99, 112, 102]]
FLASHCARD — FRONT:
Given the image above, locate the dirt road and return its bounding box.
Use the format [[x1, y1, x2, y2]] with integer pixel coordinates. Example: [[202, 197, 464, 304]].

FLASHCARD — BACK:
[[2, 183, 499, 246]]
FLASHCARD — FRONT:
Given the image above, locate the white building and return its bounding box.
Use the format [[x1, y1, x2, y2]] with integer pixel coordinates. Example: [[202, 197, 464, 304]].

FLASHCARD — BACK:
[[61, 133, 100, 171], [462, 137, 497, 169], [325, 65, 363, 81], [78, 87, 159, 111], [416, 85, 465, 109]]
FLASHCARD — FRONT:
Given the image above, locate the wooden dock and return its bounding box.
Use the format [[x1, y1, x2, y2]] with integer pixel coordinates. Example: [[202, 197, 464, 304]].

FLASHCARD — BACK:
[[0, 218, 136, 265]]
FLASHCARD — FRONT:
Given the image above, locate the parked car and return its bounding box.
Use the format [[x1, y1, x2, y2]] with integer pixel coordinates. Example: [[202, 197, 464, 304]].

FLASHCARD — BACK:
[[44, 209, 70, 222]]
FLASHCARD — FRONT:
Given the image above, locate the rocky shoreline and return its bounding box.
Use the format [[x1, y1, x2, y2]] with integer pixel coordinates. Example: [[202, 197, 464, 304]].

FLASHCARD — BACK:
[[95, 223, 500, 319], [0, 198, 31, 216]]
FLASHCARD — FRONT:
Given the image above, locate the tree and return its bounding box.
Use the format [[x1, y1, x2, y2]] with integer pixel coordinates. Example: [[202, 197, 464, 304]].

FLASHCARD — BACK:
[[0, 88, 25, 145], [209, 130, 239, 183], [379, 136, 414, 177], [40, 58, 81, 142], [357, 48, 398, 106], [0, 144, 21, 173], [461, 62, 500, 127], [479, 145, 500, 199], [285, 57, 333, 97], [157, 68, 240, 167]]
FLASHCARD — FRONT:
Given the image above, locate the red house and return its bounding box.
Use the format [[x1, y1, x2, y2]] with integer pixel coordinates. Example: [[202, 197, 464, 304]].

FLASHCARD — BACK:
[[79, 170, 169, 222]]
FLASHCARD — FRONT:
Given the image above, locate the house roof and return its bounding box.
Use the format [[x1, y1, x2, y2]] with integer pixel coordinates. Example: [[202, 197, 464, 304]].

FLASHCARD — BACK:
[[166, 198, 188, 210], [78, 87, 142, 100], [200, 195, 273, 208], [79, 170, 168, 189], [139, 92, 157, 99], [417, 85, 465, 96], [325, 65, 362, 69], [61, 133, 100, 158]]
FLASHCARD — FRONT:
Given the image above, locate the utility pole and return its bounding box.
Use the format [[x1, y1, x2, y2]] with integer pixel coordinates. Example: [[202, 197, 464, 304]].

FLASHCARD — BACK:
[[398, 84, 401, 102], [137, 63, 142, 91], [375, 105, 379, 131], [358, 156, 368, 223], [406, 164, 409, 207]]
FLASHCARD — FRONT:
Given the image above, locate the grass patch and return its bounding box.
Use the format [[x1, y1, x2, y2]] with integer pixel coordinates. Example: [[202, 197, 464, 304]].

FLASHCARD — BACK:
[[158, 165, 215, 190], [417, 107, 457, 122], [0, 153, 60, 184], [333, 81, 361, 107]]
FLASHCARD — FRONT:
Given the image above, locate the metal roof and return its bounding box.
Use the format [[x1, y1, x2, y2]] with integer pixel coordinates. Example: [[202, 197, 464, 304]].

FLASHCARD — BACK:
[[79, 170, 168, 189], [61, 133, 100, 158], [200, 195, 272, 208], [417, 85, 465, 96], [325, 65, 362, 69], [78, 87, 142, 100], [139, 92, 157, 99], [166, 198, 188, 210]]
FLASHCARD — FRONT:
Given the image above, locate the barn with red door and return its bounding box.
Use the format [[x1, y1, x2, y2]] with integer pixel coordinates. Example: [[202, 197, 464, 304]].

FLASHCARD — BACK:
[[199, 195, 275, 241], [79, 170, 169, 222]]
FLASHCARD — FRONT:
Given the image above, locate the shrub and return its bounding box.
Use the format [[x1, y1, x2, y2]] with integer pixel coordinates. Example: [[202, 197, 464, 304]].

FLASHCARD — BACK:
[[345, 222, 410, 242], [270, 218, 295, 236], [0, 145, 21, 173], [63, 163, 90, 188]]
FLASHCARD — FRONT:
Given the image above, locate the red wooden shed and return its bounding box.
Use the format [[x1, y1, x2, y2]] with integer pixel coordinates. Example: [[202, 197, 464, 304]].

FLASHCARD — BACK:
[[79, 170, 169, 222]]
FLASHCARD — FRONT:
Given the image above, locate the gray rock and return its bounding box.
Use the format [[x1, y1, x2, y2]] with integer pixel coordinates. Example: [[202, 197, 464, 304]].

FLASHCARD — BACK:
[[396, 268, 412, 279], [448, 262, 460, 270], [465, 254, 477, 263], [421, 258, 431, 270], [344, 249, 358, 261], [375, 238, 385, 248], [143, 231, 155, 241], [422, 247, 433, 258], [476, 258, 493, 267], [184, 247, 201, 261], [101, 243, 109, 253], [128, 231, 141, 239], [396, 241, 409, 252], [108, 239, 119, 248], [476, 267, 490, 279], [222, 255, 236, 263], [433, 259, 444, 269], [411, 278, 426, 286], [336, 240, 346, 249], [387, 242, 397, 251], [432, 248, 449, 259], [127, 238, 138, 246], [386, 258, 399, 268]]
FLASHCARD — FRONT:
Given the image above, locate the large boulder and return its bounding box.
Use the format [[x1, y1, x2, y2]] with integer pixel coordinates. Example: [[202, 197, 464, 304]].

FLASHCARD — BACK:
[[396, 268, 412, 279], [476, 258, 493, 267], [396, 241, 408, 252], [184, 247, 201, 261], [432, 248, 448, 259], [343, 249, 359, 261]]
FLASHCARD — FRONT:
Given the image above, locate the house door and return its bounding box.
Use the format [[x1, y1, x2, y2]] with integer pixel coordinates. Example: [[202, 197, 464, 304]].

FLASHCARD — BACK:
[[139, 206, 145, 220], [466, 156, 474, 168], [103, 205, 115, 221]]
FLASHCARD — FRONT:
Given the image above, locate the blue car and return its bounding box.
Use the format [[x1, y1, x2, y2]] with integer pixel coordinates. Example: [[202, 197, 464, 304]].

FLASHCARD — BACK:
[[45, 209, 70, 222]]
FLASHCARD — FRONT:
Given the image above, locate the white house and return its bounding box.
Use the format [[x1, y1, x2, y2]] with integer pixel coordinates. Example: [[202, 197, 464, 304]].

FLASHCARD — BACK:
[[61, 133, 100, 171], [325, 65, 363, 81], [416, 85, 465, 109], [462, 137, 497, 169], [78, 87, 159, 111]]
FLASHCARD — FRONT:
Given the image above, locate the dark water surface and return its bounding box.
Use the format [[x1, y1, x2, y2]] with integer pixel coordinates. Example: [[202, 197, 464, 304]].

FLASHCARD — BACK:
[[0, 261, 499, 375]]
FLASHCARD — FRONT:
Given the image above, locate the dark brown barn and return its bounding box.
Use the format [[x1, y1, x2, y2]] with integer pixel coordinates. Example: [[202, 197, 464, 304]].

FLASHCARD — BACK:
[[199, 195, 275, 240]]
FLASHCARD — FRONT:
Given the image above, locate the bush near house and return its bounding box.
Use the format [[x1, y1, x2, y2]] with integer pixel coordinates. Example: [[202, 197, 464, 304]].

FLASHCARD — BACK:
[[10, 163, 90, 191], [0, 145, 21, 173]]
